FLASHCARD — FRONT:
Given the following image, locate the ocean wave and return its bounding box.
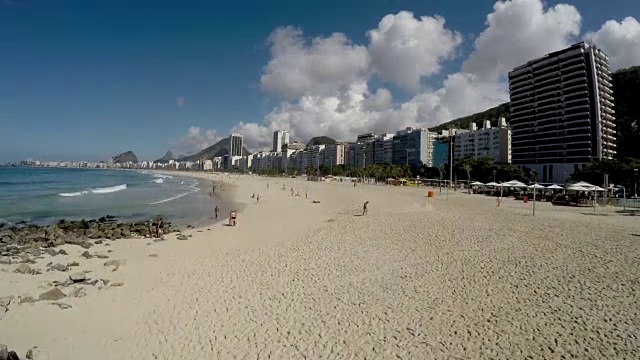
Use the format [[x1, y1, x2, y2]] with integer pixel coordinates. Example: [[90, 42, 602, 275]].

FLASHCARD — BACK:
[[152, 174, 173, 179], [91, 184, 128, 194], [59, 184, 128, 197], [148, 186, 199, 205], [151, 178, 164, 184]]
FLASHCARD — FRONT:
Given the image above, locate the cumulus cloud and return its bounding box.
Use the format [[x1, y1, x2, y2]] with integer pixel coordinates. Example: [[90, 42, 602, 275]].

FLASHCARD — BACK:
[[585, 17, 640, 71], [259, 26, 370, 100], [176, 0, 640, 154], [175, 126, 222, 154], [368, 11, 462, 92]]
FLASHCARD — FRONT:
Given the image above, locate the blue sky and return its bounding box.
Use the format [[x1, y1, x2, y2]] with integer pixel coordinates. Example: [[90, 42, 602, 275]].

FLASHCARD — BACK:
[[0, 0, 637, 162]]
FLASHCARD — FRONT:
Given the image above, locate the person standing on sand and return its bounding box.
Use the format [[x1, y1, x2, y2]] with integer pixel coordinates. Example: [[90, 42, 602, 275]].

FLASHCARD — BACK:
[[155, 217, 164, 239], [290, 187, 294, 196], [148, 219, 154, 238], [229, 210, 237, 226], [362, 201, 369, 215], [214, 205, 219, 219], [257, 194, 260, 203]]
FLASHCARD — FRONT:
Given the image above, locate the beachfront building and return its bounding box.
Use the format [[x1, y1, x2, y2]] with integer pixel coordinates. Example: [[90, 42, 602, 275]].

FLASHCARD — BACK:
[[281, 141, 305, 171], [321, 143, 346, 168], [203, 160, 213, 171], [272, 130, 290, 153], [392, 128, 435, 168], [212, 157, 222, 171], [229, 133, 244, 157], [373, 134, 394, 165], [453, 118, 511, 164], [508, 42, 616, 183]]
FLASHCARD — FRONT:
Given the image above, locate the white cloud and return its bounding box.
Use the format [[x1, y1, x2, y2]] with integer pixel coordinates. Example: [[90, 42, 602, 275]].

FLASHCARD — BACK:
[[175, 126, 222, 154], [367, 11, 462, 92], [259, 26, 370, 100], [177, 0, 640, 154], [585, 16, 640, 70]]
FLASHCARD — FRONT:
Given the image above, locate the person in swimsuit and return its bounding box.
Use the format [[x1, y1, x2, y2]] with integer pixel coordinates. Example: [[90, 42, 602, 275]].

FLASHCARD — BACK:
[[214, 205, 219, 219], [229, 210, 237, 226], [362, 201, 369, 216], [155, 217, 164, 239], [148, 219, 155, 238]]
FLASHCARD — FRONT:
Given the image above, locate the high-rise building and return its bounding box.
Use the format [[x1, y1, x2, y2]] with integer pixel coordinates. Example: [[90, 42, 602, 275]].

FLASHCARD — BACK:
[[229, 133, 244, 157], [373, 134, 394, 165], [453, 118, 511, 164], [508, 42, 616, 183], [392, 128, 435, 168], [272, 130, 290, 153]]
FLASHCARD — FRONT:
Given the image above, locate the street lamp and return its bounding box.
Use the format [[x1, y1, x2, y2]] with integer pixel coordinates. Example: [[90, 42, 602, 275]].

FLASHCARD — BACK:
[[634, 168, 638, 198], [493, 170, 496, 183]]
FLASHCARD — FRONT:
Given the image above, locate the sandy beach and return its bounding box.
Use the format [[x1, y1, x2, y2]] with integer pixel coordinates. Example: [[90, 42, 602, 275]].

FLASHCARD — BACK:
[[1, 172, 638, 359]]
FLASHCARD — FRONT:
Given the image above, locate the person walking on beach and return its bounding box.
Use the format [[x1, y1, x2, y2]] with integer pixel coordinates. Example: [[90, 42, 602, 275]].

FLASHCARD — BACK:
[[155, 216, 164, 239], [229, 210, 237, 226], [362, 201, 369, 216], [256, 194, 260, 203], [214, 205, 219, 219], [305, 191, 308, 199], [290, 187, 294, 196], [148, 219, 154, 238]]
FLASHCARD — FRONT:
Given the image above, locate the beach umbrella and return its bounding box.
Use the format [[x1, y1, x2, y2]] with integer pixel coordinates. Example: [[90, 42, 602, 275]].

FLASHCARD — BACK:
[[527, 183, 546, 189], [470, 181, 485, 186], [546, 184, 563, 190], [485, 182, 499, 186], [501, 180, 527, 187]]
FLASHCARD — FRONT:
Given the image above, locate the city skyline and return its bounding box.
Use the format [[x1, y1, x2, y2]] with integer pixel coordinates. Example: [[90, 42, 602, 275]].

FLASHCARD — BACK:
[[1, 0, 639, 163]]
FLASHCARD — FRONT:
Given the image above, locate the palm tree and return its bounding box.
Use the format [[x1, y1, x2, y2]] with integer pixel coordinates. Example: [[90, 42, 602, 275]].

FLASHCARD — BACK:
[[439, 163, 445, 192], [463, 163, 472, 195]]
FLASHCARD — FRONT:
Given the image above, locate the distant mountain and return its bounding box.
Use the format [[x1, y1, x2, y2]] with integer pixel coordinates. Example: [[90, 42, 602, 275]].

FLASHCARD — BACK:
[[429, 102, 511, 133], [154, 150, 175, 163], [180, 138, 251, 162], [307, 136, 337, 148], [112, 151, 138, 164]]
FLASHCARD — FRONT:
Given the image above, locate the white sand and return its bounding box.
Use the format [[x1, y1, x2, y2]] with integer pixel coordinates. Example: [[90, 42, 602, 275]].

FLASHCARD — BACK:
[[1, 173, 639, 359]]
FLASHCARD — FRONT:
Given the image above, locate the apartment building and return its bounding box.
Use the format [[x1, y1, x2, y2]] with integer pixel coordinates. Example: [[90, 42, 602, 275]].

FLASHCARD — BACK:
[[373, 134, 394, 165], [322, 143, 346, 167], [508, 42, 616, 183], [392, 128, 434, 168], [453, 118, 511, 164], [272, 130, 290, 153], [229, 133, 244, 157]]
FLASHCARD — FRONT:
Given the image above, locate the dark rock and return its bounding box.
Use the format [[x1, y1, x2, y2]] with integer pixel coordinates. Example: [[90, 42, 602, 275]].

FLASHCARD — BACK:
[[148, 254, 158, 258], [104, 259, 125, 267], [69, 272, 86, 282], [13, 264, 32, 274], [57, 249, 68, 256], [50, 263, 68, 272], [18, 296, 36, 305], [51, 302, 72, 310], [94, 240, 103, 245], [81, 251, 93, 259], [111, 282, 124, 287], [38, 288, 66, 301], [95, 254, 109, 259], [67, 261, 79, 267], [177, 235, 188, 241]]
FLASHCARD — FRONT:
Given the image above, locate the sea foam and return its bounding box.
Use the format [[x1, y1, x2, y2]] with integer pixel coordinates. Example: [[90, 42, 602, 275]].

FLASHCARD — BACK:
[[152, 178, 164, 184], [59, 184, 127, 197]]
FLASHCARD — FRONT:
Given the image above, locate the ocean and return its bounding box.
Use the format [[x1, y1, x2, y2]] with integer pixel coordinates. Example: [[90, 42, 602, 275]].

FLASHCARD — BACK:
[[0, 167, 218, 228]]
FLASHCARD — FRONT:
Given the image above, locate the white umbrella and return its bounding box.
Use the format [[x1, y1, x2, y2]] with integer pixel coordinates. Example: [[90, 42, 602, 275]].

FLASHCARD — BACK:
[[501, 180, 527, 187], [470, 181, 485, 186], [485, 182, 499, 186], [527, 183, 546, 189], [546, 184, 563, 189]]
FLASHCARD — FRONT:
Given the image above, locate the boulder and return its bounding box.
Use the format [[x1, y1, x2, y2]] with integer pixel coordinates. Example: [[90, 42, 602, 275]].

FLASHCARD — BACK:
[[26, 346, 49, 360], [104, 259, 126, 267], [81, 251, 93, 259], [50, 263, 68, 272], [69, 272, 86, 283], [38, 288, 65, 301], [13, 264, 32, 274], [0, 257, 11, 265], [18, 296, 36, 305]]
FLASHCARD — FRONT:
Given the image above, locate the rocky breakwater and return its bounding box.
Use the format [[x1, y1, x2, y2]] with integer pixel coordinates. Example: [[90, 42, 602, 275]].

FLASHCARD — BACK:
[[0, 216, 175, 262]]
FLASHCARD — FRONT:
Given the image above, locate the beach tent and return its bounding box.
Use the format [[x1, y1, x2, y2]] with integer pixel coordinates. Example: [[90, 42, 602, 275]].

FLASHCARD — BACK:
[[546, 184, 564, 190], [470, 181, 485, 186], [566, 181, 605, 192], [485, 182, 499, 186]]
